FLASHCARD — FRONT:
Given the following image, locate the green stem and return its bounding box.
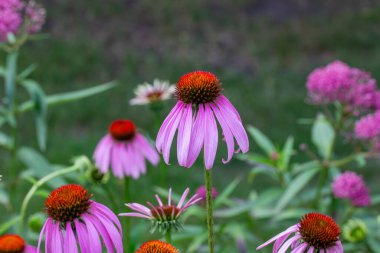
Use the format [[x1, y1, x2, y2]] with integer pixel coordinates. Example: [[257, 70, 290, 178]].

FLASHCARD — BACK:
[[18, 156, 89, 234], [342, 206, 355, 224], [5, 51, 18, 111], [204, 168, 214, 253], [314, 166, 328, 209], [165, 228, 172, 244], [124, 177, 131, 252]]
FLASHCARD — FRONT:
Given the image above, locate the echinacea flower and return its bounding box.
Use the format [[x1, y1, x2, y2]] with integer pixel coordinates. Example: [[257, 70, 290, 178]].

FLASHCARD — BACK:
[[257, 213, 343, 253], [119, 188, 201, 233], [38, 184, 123, 253], [306, 60, 378, 111], [130, 79, 175, 105], [93, 119, 159, 179], [332, 171, 371, 207], [156, 71, 249, 169], [136, 240, 179, 253], [0, 234, 36, 253]]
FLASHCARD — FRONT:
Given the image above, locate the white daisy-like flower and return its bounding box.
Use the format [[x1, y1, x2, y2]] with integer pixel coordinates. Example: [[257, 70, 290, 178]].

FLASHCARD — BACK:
[[130, 79, 175, 105]]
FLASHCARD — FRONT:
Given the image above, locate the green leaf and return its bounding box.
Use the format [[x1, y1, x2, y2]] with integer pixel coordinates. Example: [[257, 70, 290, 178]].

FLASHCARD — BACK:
[[0, 131, 14, 150], [214, 200, 254, 218], [21, 80, 47, 150], [18, 81, 118, 113], [0, 188, 10, 209], [292, 161, 320, 175], [0, 216, 20, 234], [17, 147, 66, 188], [0, 66, 5, 77], [312, 114, 335, 159], [214, 178, 240, 207], [278, 136, 294, 171], [18, 63, 38, 80], [275, 167, 319, 212], [248, 166, 277, 183], [247, 125, 276, 156], [367, 238, 380, 253]]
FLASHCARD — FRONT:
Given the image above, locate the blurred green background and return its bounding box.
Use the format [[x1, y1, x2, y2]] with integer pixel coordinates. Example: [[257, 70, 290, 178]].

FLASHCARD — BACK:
[[1, 0, 380, 251]]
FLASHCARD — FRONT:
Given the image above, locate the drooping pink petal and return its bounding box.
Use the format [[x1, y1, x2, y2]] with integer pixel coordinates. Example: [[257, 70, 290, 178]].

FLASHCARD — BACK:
[[37, 218, 49, 253], [186, 104, 205, 167], [64, 222, 78, 253], [74, 219, 91, 253], [83, 216, 102, 253], [156, 102, 183, 152], [91, 202, 122, 232], [256, 225, 298, 250], [83, 214, 115, 253], [216, 98, 249, 153], [204, 104, 218, 169], [217, 95, 242, 121], [24, 245, 37, 253], [93, 135, 113, 173], [307, 246, 314, 253], [273, 232, 293, 252], [210, 103, 234, 163], [52, 222, 63, 253], [126, 203, 151, 216], [111, 142, 124, 178], [293, 243, 307, 253], [93, 211, 123, 253], [134, 133, 159, 165], [177, 104, 193, 166], [162, 103, 185, 164], [278, 235, 301, 253]]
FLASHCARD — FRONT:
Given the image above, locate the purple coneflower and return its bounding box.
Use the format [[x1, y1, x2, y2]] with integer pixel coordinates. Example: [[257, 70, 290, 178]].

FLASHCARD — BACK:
[[119, 188, 201, 233], [136, 240, 179, 253], [0, 234, 36, 253], [156, 71, 249, 169], [93, 119, 159, 179], [257, 213, 343, 253], [130, 79, 175, 105], [38, 184, 123, 253], [332, 171, 371, 207]]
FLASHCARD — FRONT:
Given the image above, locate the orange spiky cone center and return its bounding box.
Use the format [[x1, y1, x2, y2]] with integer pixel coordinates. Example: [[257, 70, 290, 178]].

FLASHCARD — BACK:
[[299, 213, 341, 249], [0, 234, 25, 253], [109, 120, 136, 141], [136, 240, 180, 253], [176, 71, 222, 104], [45, 184, 91, 222]]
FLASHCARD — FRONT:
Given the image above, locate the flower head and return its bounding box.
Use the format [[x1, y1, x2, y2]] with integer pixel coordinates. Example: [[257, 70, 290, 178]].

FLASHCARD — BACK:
[[136, 240, 179, 253], [354, 111, 380, 139], [38, 184, 123, 253], [156, 71, 249, 170], [0, 234, 36, 253], [306, 60, 378, 111], [343, 219, 367, 243], [25, 1, 46, 33], [332, 171, 371, 207], [0, 8, 22, 42], [93, 119, 159, 179], [119, 188, 201, 233], [130, 79, 175, 105], [195, 185, 218, 204], [257, 213, 343, 253]]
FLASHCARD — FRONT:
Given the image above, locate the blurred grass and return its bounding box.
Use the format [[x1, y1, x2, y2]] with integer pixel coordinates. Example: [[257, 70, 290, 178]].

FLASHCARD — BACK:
[[1, 0, 380, 251]]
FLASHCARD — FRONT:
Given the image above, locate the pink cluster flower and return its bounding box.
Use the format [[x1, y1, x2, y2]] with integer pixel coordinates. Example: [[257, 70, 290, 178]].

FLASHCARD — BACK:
[[195, 185, 218, 204], [354, 111, 380, 139], [0, 0, 22, 42], [332, 171, 371, 207], [0, 0, 45, 42], [306, 60, 378, 111]]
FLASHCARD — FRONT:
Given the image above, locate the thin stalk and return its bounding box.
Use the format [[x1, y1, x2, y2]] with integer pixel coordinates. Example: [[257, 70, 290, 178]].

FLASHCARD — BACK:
[[5, 51, 18, 111], [313, 165, 328, 209], [124, 177, 131, 252], [165, 228, 172, 244], [18, 156, 89, 234], [204, 168, 214, 253]]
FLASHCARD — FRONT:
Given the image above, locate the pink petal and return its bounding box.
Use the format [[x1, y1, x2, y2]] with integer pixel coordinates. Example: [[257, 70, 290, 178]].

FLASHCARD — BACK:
[[217, 95, 242, 121], [126, 203, 151, 216], [204, 104, 218, 169], [156, 102, 183, 152], [74, 219, 91, 253], [210, 103, 234, 164], [111, 142, 125, 178], [177, 104, 193, 166], [83, 214, 115, 253], [93, 135, 113, 173], [93, 211, 123, 253], [64, 222, 78, 253], [216, 98, 249, 153], [278, 235, 301, 253], [293, 243, 307, 253], [37, 218, 49, 253], [91, 202, 122, 232], [177, 188, 189, 209], [118, 212, 152, 219], [134, 134, 159, 165], [24, 245, 37, 253], [52, 222, 63, 253], [256, 225, 298, 250], [186, 104, 205, 167], [83, 216, 102, 253], [307, 246, 314, 253], [155, 194, 163, 206], [168, 188, 172, 206]]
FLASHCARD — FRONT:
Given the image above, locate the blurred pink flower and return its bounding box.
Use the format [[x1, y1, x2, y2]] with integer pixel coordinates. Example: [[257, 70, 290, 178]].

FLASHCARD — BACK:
[[257, 213, 343, 253], [119, 188, 201, 232], [354, 111, 380, 139], [25, 1, 46, 33], [195, 185, 218, 203], [0, 234, 36, 253], [93, 120, 159, 179], [332, 171, 371, 207], [130, 79, 175, 105], [0, 0, 23, 11], [156, 71, 249, 170], [306, 60, 378, 111], [0, 8, 22, 42], [38, 184, 123, 253]]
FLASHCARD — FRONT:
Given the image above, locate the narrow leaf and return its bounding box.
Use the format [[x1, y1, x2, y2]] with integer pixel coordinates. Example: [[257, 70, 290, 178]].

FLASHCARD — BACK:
[[247, 125, 276, 156]]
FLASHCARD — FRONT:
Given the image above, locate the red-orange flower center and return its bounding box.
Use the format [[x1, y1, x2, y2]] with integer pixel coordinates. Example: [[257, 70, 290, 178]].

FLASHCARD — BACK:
[[136, 240, 179, 253], [0, 234, 25, 253], [45, 184, 91, 223], [150, 205, 181, 221], [109, 120, 136, 141], [299, 213, 341, 249], [176, 71, 222, 104]]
